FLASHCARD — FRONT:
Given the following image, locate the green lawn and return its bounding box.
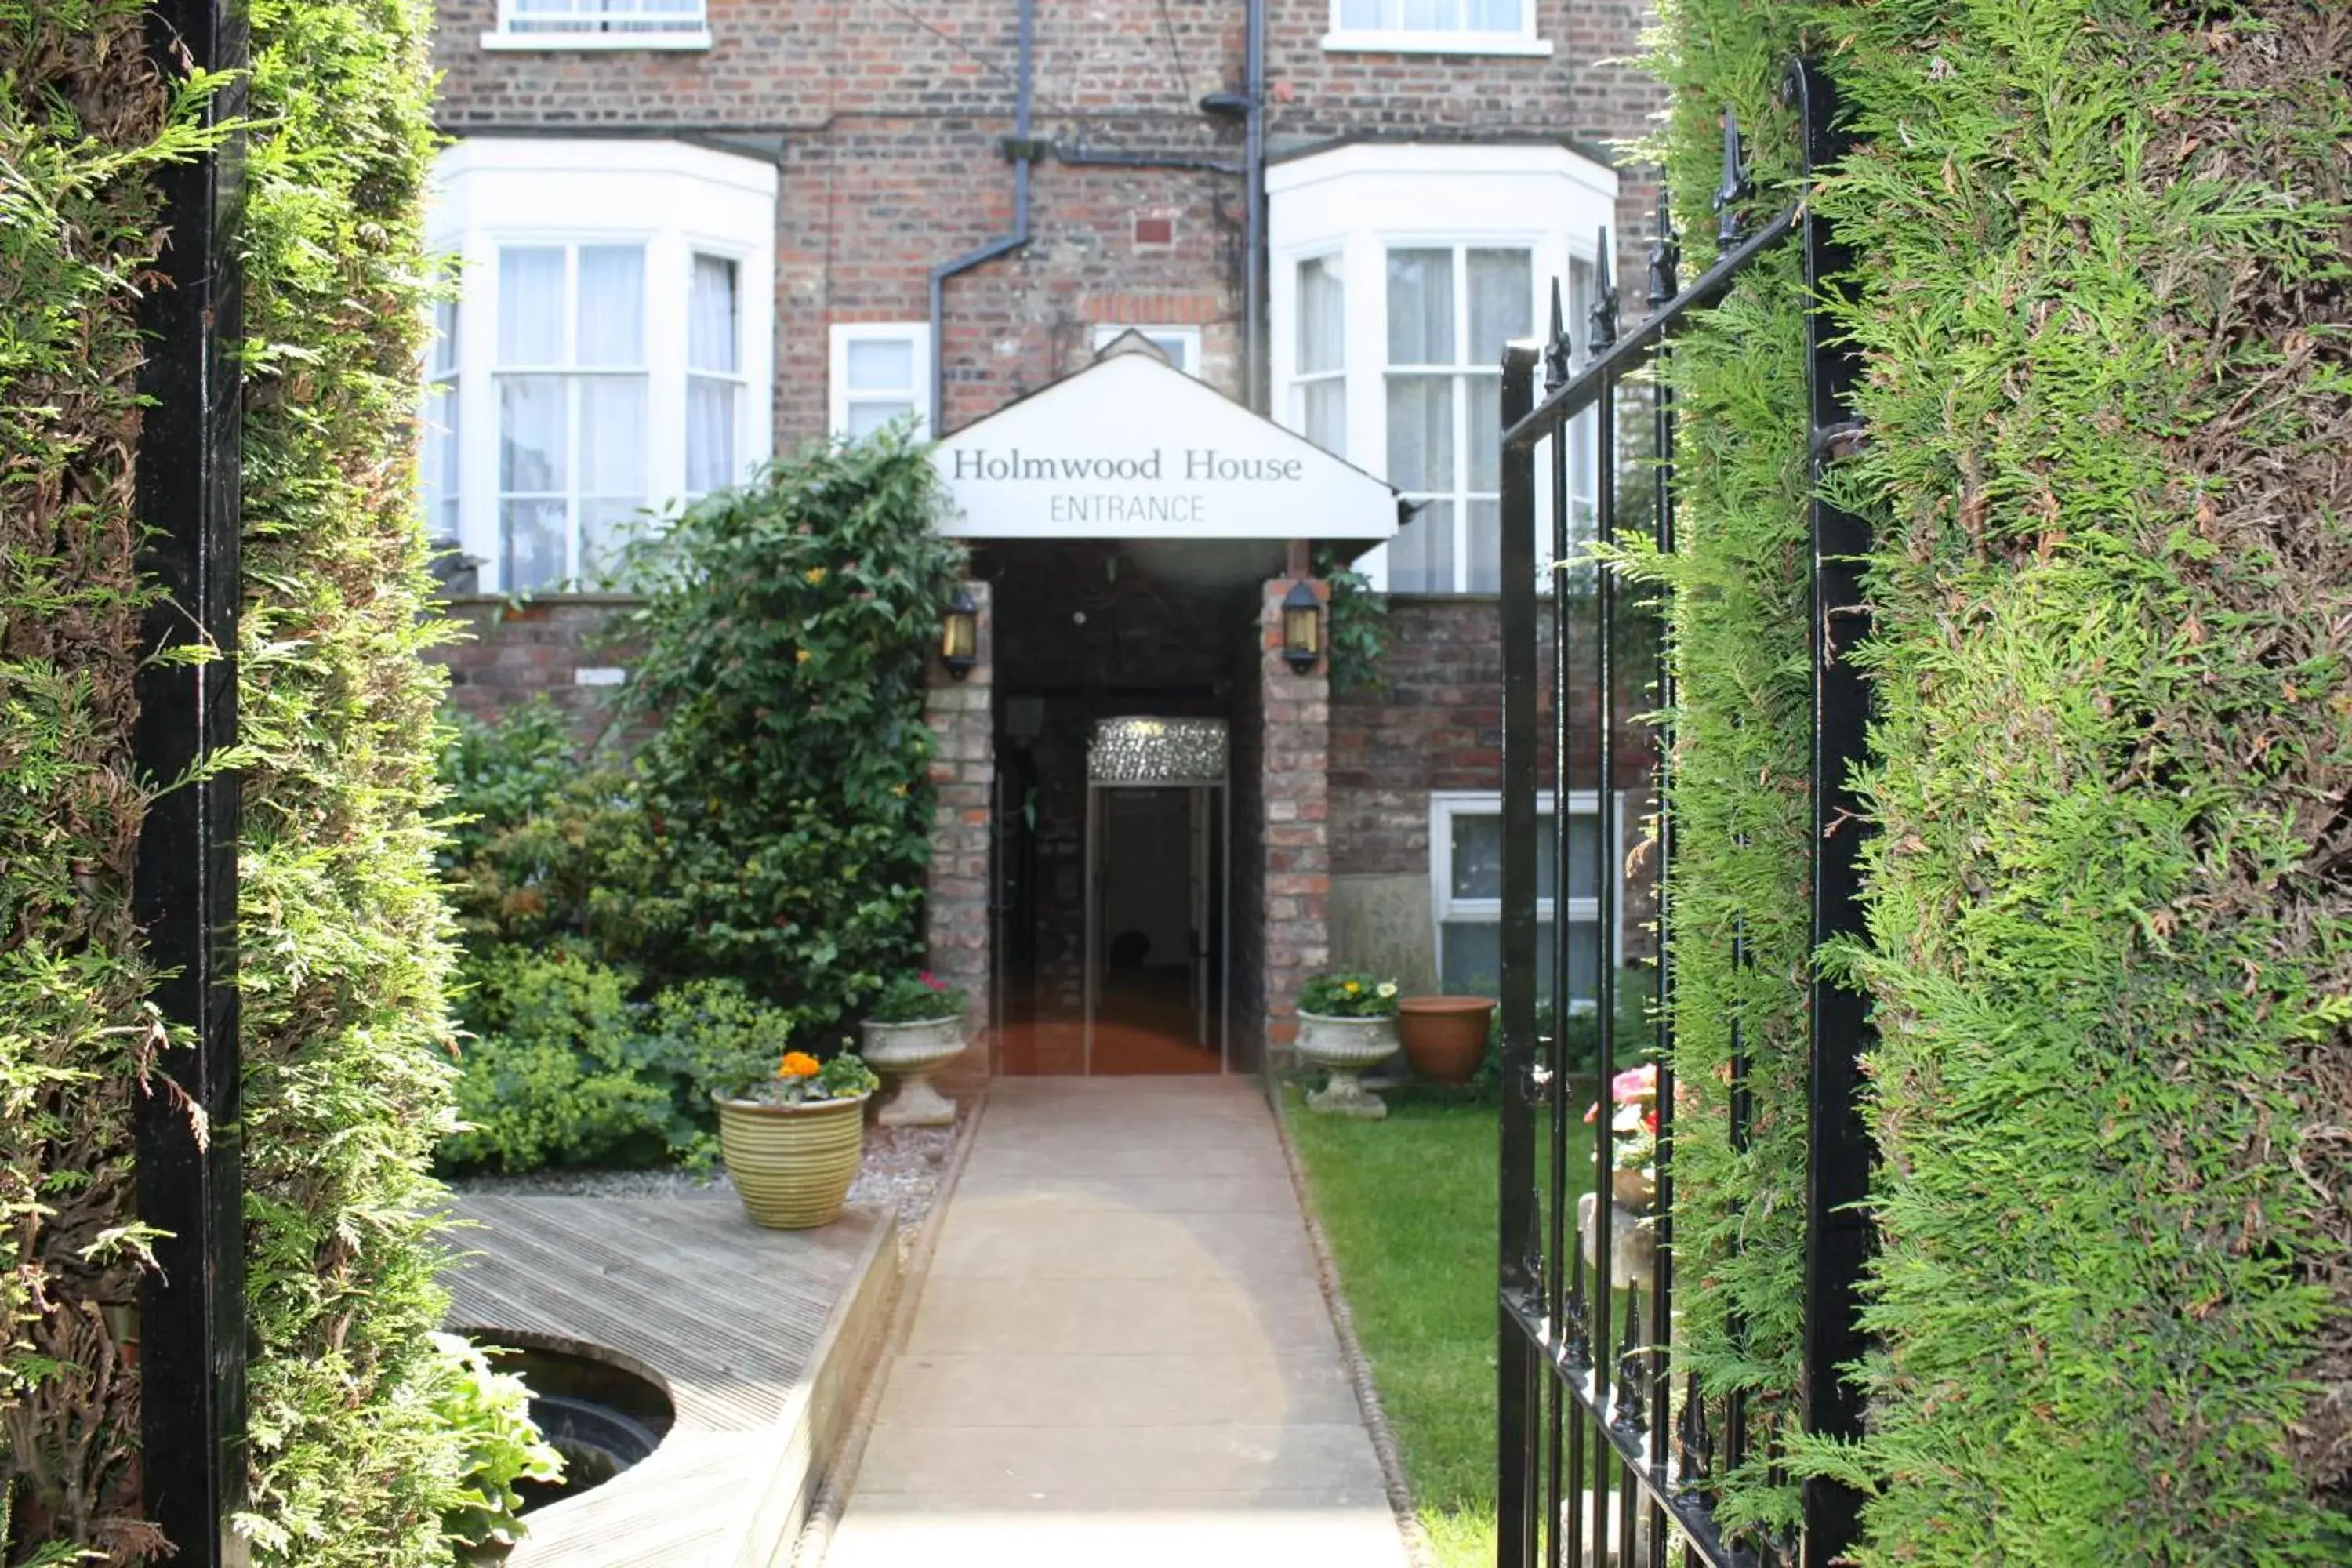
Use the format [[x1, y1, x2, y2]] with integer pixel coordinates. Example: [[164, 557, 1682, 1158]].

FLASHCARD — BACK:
[[1284, 1086, 1594, 1568]]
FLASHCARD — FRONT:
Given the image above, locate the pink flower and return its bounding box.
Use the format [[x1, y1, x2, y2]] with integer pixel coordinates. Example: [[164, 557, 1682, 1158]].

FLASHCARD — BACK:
[[1610, 1062, 1658, 1104], [920, 971, 946, 991]]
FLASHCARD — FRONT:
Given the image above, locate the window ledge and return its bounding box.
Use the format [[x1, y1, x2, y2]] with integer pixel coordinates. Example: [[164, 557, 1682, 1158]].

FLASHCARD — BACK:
[[1319, 29, 1553, 57], [479, 30, 713, 52]]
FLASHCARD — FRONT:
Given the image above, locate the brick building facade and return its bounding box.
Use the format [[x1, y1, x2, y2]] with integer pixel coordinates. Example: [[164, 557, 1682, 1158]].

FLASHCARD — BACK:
[[423, 0, 1663, 1075]]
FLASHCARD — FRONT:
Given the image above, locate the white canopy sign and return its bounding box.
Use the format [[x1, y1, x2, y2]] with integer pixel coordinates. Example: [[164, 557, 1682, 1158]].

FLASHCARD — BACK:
[[933, 348, 1396, 540]]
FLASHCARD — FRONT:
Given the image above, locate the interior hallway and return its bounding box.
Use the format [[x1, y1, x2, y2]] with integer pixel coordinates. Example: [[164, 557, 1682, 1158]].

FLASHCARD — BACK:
[[822, 1076, 1410, 1568]]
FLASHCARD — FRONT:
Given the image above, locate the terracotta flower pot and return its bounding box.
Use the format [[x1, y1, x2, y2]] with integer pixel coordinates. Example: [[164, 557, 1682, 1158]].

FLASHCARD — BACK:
[[713, 1092, 869, 1229], [1396, 995, 1494, 1085]]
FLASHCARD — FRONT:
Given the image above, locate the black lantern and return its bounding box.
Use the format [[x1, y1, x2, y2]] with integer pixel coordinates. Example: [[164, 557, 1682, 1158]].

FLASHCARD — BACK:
[[1280, 579, 1322, 674], [941, 588, 979, 680]]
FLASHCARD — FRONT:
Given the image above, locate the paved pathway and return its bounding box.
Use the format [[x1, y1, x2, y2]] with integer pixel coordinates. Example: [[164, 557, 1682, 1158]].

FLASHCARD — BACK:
[[825, 1076, 1410, 1568]]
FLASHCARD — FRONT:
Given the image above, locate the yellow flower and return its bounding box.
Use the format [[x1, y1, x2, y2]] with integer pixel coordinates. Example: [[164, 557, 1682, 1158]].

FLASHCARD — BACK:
[[891, 782, 909, 797], [778, 1051, 822, 1079], [796, 648, 812, 665], [804, 566, 827, 585], [1343, 980, 1360, 993]]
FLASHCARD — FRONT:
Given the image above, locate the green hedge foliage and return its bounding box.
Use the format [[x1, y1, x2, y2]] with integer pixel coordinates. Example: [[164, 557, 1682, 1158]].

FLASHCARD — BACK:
[[1620, 14, 1822, 1539], [0, 2, 195, 1553], [1649, 0, 2350, 1559], [5, 0, 499, 1561], [234, 0, 485, 1559]]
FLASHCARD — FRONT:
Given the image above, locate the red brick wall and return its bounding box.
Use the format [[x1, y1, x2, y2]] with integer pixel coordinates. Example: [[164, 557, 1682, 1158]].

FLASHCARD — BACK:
[[1329, 595, 1653, 880], [437, 594, 641, 740], [427, 0, 1664, 443]]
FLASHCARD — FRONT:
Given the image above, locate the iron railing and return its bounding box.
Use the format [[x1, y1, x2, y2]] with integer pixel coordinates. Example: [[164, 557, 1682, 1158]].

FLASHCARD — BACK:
[[1495, 60, 1873, 1568]]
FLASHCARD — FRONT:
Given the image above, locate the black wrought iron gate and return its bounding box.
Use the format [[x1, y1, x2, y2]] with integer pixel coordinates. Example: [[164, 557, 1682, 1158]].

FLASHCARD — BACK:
[[1494, 60, 1873, 1568]]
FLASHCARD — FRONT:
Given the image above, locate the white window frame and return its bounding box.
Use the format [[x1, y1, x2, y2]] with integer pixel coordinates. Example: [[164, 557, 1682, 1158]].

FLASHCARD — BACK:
[[426, 137, 776, 595], [1429, 789, 1624, 1005], [483, 0, 713, 51], [1269, 143, 1618, 593], [1322, 0, 1551, 56], [829, 324, 933, 441], [1090, 324, 1203, 377]]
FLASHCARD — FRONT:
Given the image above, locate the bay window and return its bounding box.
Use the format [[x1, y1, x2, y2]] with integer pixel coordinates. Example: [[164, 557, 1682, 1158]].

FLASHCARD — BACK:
[[426, 138, 776, 594], [1269, 143, 1618, 594]]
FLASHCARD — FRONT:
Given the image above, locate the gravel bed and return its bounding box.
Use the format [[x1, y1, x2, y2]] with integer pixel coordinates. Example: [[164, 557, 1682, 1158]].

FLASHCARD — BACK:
[[447, 1115, 966, 1231]]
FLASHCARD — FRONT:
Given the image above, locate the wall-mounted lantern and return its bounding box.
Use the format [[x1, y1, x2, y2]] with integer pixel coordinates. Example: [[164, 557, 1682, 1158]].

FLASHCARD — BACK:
[[1280, 579, 1322, 674], [941, 588, 979, 680]]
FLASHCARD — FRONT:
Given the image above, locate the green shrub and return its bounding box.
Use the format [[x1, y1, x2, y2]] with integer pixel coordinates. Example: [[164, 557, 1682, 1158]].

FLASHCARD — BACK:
[[1643, 0, 2352, 1558], [1300, 971, 1402, 1018], [862, 971, 970, 1024], [615, 427, 967, 1033], [444, 951, 681, 1173], [439, 704, 673, 960], [422, 1334, 564, 1563], [441, 956, 801, 1173]]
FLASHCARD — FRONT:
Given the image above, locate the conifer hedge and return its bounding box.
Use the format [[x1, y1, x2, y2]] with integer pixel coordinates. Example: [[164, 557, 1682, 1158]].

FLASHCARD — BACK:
[[1648, 0, 2350, 1559], [4, 0, 477, 1561], [234, 0, 474, 1559]]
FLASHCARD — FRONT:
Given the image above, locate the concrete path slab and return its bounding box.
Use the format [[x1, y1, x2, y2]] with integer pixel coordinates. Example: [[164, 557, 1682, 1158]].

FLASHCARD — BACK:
[[825, 1076, 1410, 1568]]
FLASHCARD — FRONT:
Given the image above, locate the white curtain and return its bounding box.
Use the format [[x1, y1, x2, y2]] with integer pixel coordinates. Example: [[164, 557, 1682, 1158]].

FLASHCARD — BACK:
[[498, 247, 564, 365], [1299, 256, 1345, 373], [688, 255, 738, 374], [687, 254, 739, 492], [1385, 247, 1453, 365], [575, 245, 645, 366], [687, 379, 736, 492], [1468, 248, 1531, 361]]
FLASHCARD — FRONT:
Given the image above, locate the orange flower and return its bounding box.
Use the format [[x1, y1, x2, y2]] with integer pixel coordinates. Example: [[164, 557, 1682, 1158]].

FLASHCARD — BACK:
[[778, 1051, 822, 1079]]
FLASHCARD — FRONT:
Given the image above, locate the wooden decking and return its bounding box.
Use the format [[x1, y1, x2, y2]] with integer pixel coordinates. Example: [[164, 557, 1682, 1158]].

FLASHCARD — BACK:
[[446, 1194, 899, 1568]]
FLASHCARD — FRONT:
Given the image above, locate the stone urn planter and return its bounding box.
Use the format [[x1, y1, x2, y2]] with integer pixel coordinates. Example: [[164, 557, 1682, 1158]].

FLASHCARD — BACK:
[[1395, 996, 1494, 1085], [860, 1015, 967, 1127], [713, 1092, 870, 1229], [1295, 1011, 1400, 1120]]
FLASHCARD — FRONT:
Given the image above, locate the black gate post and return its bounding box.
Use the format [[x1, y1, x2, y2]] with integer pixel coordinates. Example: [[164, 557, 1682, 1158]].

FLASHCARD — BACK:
[[132, 1, 249, 1563], [1784, 56, 1872, 1568], [1496, 339, 1545, 1568]]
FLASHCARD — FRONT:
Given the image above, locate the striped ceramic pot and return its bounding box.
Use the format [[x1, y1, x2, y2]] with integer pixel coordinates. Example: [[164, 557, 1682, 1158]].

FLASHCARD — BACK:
[[713, 1092, 869, 1229]]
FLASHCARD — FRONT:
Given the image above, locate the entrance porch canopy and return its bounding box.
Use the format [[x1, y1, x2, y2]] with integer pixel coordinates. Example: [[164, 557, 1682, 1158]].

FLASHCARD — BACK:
[[932, 341, 1399, 546]]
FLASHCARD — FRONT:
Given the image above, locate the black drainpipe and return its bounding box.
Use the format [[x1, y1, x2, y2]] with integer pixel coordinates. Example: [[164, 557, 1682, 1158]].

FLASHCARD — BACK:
[[1242, 0, 1266, 413], [930, 0, 1037, 435]]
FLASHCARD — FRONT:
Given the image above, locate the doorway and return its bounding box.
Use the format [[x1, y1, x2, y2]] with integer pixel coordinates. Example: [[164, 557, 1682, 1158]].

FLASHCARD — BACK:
[[1084, 779, 1228, 1073]]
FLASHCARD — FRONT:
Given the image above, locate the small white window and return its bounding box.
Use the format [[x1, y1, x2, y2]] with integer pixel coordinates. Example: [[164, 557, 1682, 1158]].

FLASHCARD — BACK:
[[1430, 790, 1624, 1004], [1324, 0, 1548, 56], [1089, 324, 1203, 377], [486, 0, 712, 50], [829, 324, 931, 440]]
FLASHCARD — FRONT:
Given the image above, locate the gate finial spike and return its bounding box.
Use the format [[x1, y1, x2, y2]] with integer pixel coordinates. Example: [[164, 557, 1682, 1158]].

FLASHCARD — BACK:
[[1543, 277, 1572, 392], [1646, 183, 1679, 311], [1587, 228, 1619, 354], [1714, 109, 1752, 245]]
